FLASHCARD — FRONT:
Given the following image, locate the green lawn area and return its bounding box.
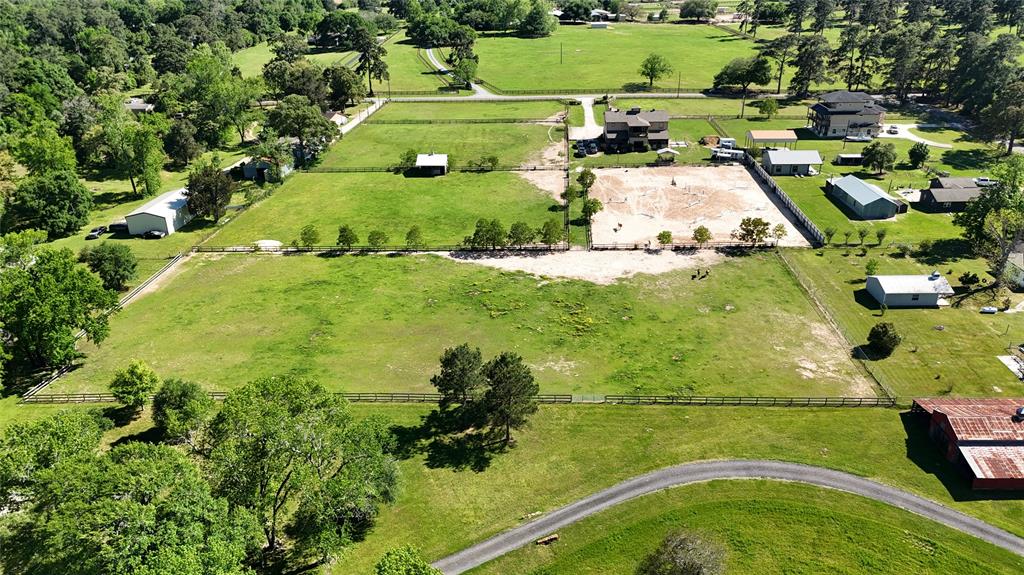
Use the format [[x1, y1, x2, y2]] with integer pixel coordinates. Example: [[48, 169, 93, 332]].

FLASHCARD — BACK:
[[373, 101, 566, 121], [567, 102, 606, 127], [232, 42, 354, 79], [785, 248, 1024, 398], [574, 119, 716, 167], [470, 480, 1024, 575], [614, 96, 812, 117], [319, 122, 559, 168], [211, 171, 559, 246], [53, 251, 868, 397], [380, 33, 462, 93]]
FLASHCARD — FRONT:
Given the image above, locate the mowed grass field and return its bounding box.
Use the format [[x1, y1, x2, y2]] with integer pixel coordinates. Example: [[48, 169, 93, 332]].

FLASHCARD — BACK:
[[319, 122, 559, 168], [717, 118, 1002, 243], [785, 248, 1024, 398], [470, 480, 1024, 575], [53, 252, 868, 396], [373, 100, 566, 121], [230, 42, 354, 78], [211, 171, 559, 246]]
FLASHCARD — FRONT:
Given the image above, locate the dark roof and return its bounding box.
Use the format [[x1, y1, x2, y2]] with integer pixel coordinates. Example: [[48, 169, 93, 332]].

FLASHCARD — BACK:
[[647, 129, 669, 140], [933, 177, 980, 190], [604, 109, 668, 126], [626, 115, 650, 128], [922, 187, 983, 204], [811, 102, 885, 116], [819, 90, 873, 103]]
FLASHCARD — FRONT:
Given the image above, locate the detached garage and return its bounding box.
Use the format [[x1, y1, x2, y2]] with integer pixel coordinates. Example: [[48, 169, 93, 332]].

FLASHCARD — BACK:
[[826, 174, 904, 219], [866, 272, 954, 307], [125, 188, 193, 236]]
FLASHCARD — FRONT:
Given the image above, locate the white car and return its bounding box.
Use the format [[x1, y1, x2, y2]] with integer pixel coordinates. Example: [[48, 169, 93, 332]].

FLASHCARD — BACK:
[[980, 306, 998, 314], [887, 126, 899, 135], [974, 177, 999, 187]]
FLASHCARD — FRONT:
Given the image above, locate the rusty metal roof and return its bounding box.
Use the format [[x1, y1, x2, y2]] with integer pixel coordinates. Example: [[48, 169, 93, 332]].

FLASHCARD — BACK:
[[960, 446, 1024, 480], [915, 398, 1024, 442]]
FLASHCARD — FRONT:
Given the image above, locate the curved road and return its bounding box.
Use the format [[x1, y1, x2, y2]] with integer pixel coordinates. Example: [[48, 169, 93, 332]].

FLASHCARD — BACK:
[[432, 459, 1024, 574]]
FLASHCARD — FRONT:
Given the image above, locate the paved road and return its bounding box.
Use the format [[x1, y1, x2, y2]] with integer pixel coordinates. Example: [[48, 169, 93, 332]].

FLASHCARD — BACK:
[[567, 97, 603, 141], [424, 48, 493, 97], [432, 459, 1024, 574]]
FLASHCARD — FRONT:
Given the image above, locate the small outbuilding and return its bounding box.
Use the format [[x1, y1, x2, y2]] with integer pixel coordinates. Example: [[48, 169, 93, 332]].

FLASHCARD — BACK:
[[323, 110, 348, 128], [125, 188, 193, 236], [745, 129, 798, 149], [826, 174, 904, 219], [834, 153, 863, 166], [242, 158, 294, 182], [761, 149, 823, 176], [866, 272, 954, 307], [123, 97, 154, 114], [415, 153, 448, 176]]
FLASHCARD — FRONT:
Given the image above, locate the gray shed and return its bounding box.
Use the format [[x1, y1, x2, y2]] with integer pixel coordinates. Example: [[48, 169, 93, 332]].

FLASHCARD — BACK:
[[826, 174, 903, 219], [762, 149, 823, 176], [866, 273, 954, 307], [125, 188, 193, 236]]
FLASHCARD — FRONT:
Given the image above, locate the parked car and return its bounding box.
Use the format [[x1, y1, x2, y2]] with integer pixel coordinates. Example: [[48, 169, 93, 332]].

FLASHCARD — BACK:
[[845, 135, 873, 142], [85, 230, 102, 240], [974, 177, 999, 187], [887, 126, 899, 134], [108, 221, 129, 234], [574, 148, 586, 158], [142, 230, 166, 239], [980, 306, 998, 314], [90, 225, 108, 234], [586, 143, 598, 154]]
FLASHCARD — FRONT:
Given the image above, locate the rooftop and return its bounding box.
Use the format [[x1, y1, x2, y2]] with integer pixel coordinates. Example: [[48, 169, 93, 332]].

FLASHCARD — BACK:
[[960, 446, 1024, 480], [819, 90, 873, 103], [868, 274, 954, 296], [933, 177, 981, 190], [416, 153, 448, 167], [123, 97, 154, 112], [828, 174, 899, 207], [746, 129, 798, 143], [605, 109, 669, 126], [925, 187, 983, 204], [126, 188, 189, 219], [764, 149, 823, 165]]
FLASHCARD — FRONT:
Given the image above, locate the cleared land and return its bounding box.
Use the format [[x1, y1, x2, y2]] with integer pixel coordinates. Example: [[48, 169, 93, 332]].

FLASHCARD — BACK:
[[381, 34, 462, 93], [231, 42, 354, 78], [52, 252, 869, 396], [587, 165, 810, 246], [373, 101, 566, 121], [212, 171, 559, 246], [786, 248, 1024, 398], [469, 480, 1024, 574]]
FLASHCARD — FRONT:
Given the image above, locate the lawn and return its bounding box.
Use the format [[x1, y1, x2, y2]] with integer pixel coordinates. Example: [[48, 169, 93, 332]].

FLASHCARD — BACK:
[[574, 119, 717, 167], [231, 42, 354, 78], [784, 248, 1024, 398], [319, 122, 559, 168], [372, 101, 565, 121], [211, 171, 559, 246], [52, 251, 868, 397], [379, 33, 461, 93], [470, 480, 1024, 575]]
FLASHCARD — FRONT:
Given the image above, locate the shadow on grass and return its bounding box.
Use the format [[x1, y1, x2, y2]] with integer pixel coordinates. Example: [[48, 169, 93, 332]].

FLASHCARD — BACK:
[[110, 425, 164, 449], [913, 238, 973, 267], [391, 408, 506, 473], [940, 148, 997, 172], [900, 411, 1024, 501], [101, 405, 142, 428]]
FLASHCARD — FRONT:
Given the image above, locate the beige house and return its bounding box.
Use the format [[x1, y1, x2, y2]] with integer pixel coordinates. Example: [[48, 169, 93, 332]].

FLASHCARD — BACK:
[[807, 91, 886, 138]]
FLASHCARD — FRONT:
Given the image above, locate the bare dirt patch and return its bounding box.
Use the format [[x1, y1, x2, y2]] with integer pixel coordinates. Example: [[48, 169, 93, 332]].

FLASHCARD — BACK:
[[588, 165, 810, 247], [445, 249, 724, 285], [795, 318, 875, 396], [517, 140, 567, 199]]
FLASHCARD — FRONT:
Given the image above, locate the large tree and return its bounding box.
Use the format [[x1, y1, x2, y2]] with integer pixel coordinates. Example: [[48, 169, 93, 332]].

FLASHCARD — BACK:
[[5, 171, 92, 239], [979, 80, 1024, 154], [355, 28, 390, 96], [862, 140, 897, 174], [679, 0, 718, 22], [11, 123, 76, 176], [430, 343, 487, 410], [639, 53, 673, 87], [326, 62, 368, 110], [78, 241, 138, 291], [789, 35, 832, 97], [713, 56, 771, 117], [481, 352, 538, 444], [267, 94, 339, 163], [518, 0, 557, 37], [759, 34, 800, 94], [954, 155, 1024, 247], [207, 375, 398, 565], [185, 156, 235, 222]]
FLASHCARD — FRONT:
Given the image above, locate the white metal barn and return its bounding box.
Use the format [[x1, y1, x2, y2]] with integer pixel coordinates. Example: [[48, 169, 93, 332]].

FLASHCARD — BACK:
[[866, 273, 954, 307], [125, 188, 193, 236]]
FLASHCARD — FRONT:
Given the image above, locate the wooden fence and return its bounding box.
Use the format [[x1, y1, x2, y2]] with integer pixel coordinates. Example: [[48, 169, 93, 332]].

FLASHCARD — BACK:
[[744, 152, 826, 246], [605, 395, 898, 407], [306, 164, 564, 174], [192, 244, 569, 254]]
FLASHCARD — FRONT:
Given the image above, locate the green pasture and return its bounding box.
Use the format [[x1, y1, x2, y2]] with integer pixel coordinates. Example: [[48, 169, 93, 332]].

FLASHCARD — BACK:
[[373, 101, 566, 121], [613, 96, 812, 117], [53, 251, 866, 397], [231, 42, 354, 78], [471, 480, 1024, 575], [785, 248, 1024, 398], [212, 171, 559, 246], [381, 33, 461, 93]]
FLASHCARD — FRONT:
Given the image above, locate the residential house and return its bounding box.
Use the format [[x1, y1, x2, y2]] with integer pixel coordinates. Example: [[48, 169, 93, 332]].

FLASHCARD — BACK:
[[124, 97, 154, 114], [604, 108, 670, 151], [761, 149, 823, 176], [917, 177, 983, 212], [125, 188, 192, 236], [865, 272, 954, 307], [826, 174, 904, 219], [807, 91, 886, 138], [324, 110, 347, 128]]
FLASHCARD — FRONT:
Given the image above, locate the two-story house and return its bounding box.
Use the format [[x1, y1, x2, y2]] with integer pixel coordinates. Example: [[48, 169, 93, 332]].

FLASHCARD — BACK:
[[806, 91, 886, 138], [603, 108, 670, 151]]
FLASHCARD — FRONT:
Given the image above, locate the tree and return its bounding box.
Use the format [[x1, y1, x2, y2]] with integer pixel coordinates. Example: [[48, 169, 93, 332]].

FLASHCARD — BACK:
[[482, 352, 538, 444], [712, 57, 771, 117], [772, 223, 787, 242], [9, 442, 257, 575], [730, 217, 770, 245], [865, 258, 879, 276], [6, 171, 92, 239], [842, 229, 853, 245], [430, 343, 487, 410], [979, 207, 1024, 289], [979, 80, 1024, 154], [164, 119, 202, 167], [539, 218, 563, 246], [273, 33, 309, 62], [127, 123, 165, 197], [875, 227, 888, 246], [760, 34, 800, 94], [368, 230, 390, 248], [451, 58, 479, 87], [0, 248, 116, 374], [657, 230, 673, 247], [267, 95, 339, 164], [207, 375, 398, 562], [679, 0, 718, 22], [153, 378, 213, 445], [577, 167, 597, 191], [11, 123, 76, 176], [326, 62, 367, 110], [692, 225, 712, 247], [637, 530, 725, 575], [954, 155, 1024, 247], [518, 0, 557, 37], [823, 225, 837, 245], [337, 225, 359, 249], [110, 359, 160, 410], [249, 130, 292, 183], [639, 53, 673, 87], [375, 546, 443, 575], [355, 28, 390, 96], [755, 98, 779, 119], [862, 141, 896, 173], [185, 157, 235, 222], [561, 0, 598, 21], [789, 34, 832, 97], [867, 322, 902, 356], [300, 224, 320, 248], [908, 142, 930, 168], [508, 221, 536, 247], [465, 218, 508, 249], [79, 241, 138, 291], [263, 59, 330, 109], [582, 198, 604, 222], [397, 149, 419, 171], [406, 225, 425, 248]]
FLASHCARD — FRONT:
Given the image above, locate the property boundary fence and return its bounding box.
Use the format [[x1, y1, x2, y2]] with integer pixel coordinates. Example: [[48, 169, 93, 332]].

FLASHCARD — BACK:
[[192, 244, 569, 254], [366, 118, 555, 124], [20, 391, 900, 407], [707, 115, 728, 137], [710, 22, 754, 40], [306, 164, 564, 174], [590, 241, 774, 250], [743, 152, 825, 246]]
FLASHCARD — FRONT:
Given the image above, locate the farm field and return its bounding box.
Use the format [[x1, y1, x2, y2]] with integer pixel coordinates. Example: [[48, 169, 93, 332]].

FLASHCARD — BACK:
[[785, 248, 1024, 398], [373, 100, 566, 121], [51, 251, 870, 397], [380, 33, 461, 93], [211, 171, 559, 246], [230, 42, 354, 78], [470, 480, 1024, 575], [318, 122, 561, 168]]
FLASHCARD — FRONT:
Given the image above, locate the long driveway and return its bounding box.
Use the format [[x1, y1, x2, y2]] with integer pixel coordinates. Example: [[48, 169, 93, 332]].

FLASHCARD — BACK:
[[432, 459, 1024, 574]]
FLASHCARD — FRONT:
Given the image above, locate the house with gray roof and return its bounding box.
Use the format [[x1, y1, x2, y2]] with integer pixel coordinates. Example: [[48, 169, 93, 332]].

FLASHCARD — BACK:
[[826, 174, 904, 219], [917, 177, 983, 212], [761, 149, 823, 176], [603, 108, 669, 151], [807, 91, 886, 138]]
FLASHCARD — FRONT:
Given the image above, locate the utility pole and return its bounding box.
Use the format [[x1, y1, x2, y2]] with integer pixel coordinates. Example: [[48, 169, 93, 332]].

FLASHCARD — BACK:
[[560, 42, 563, 65], [676, 72, 680, 97]]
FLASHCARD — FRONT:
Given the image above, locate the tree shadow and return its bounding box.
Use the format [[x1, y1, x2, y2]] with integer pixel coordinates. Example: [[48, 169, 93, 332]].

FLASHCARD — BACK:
[[939, 149, 997, 172], [101, 405, 141, 428], [109, 425, 163, 449], [913, 238, 973, 267], [390, 408, 499, 472]]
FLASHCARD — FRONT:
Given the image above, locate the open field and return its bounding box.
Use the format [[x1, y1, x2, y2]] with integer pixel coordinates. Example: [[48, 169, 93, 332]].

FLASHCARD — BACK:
[[587, 165, 810, 246], [52, 252, 869, 396], [613, 97, 814, 117], [231, 42, 354, 78], [470, 480, 1024, 575], [319, 122, 561, 168], [785, 248, 1024, 398], [212, 171, 559, 246], [381, 34, 462, 93], [373, 101, 566, 121]]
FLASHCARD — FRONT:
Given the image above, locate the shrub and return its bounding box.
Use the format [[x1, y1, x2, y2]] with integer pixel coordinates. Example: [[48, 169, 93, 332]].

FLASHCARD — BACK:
[[637, 530, 725, 575], [916, 239, 934, 255], [865, 258, 879, 276], [153, 378, 213, 442], [367, 230, 389, 248], [79, 241, 138, 291], [110, 360, 160, 409], [894, 243, 913, 258], [657, 230, 673, 247], [959, 271, 980, 285], [867, 322, 902, 357]]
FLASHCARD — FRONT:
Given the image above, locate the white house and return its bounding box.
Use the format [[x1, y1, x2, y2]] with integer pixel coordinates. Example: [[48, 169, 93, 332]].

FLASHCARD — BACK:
[[866, 272, 954, 308], [762, 149, 823, 176], [125, 188, 193, 236]]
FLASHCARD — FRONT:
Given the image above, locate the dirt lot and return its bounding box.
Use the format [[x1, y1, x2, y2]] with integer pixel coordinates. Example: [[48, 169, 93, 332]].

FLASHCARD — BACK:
[[587, 165, 810, 247]]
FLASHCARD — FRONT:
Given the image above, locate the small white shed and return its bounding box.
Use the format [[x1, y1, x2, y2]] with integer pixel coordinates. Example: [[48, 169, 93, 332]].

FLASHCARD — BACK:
[[762, 149, 823, 176], [415, 153, 448, 176], [125, 188, 193, 236], [866, 272, 954, 308]]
